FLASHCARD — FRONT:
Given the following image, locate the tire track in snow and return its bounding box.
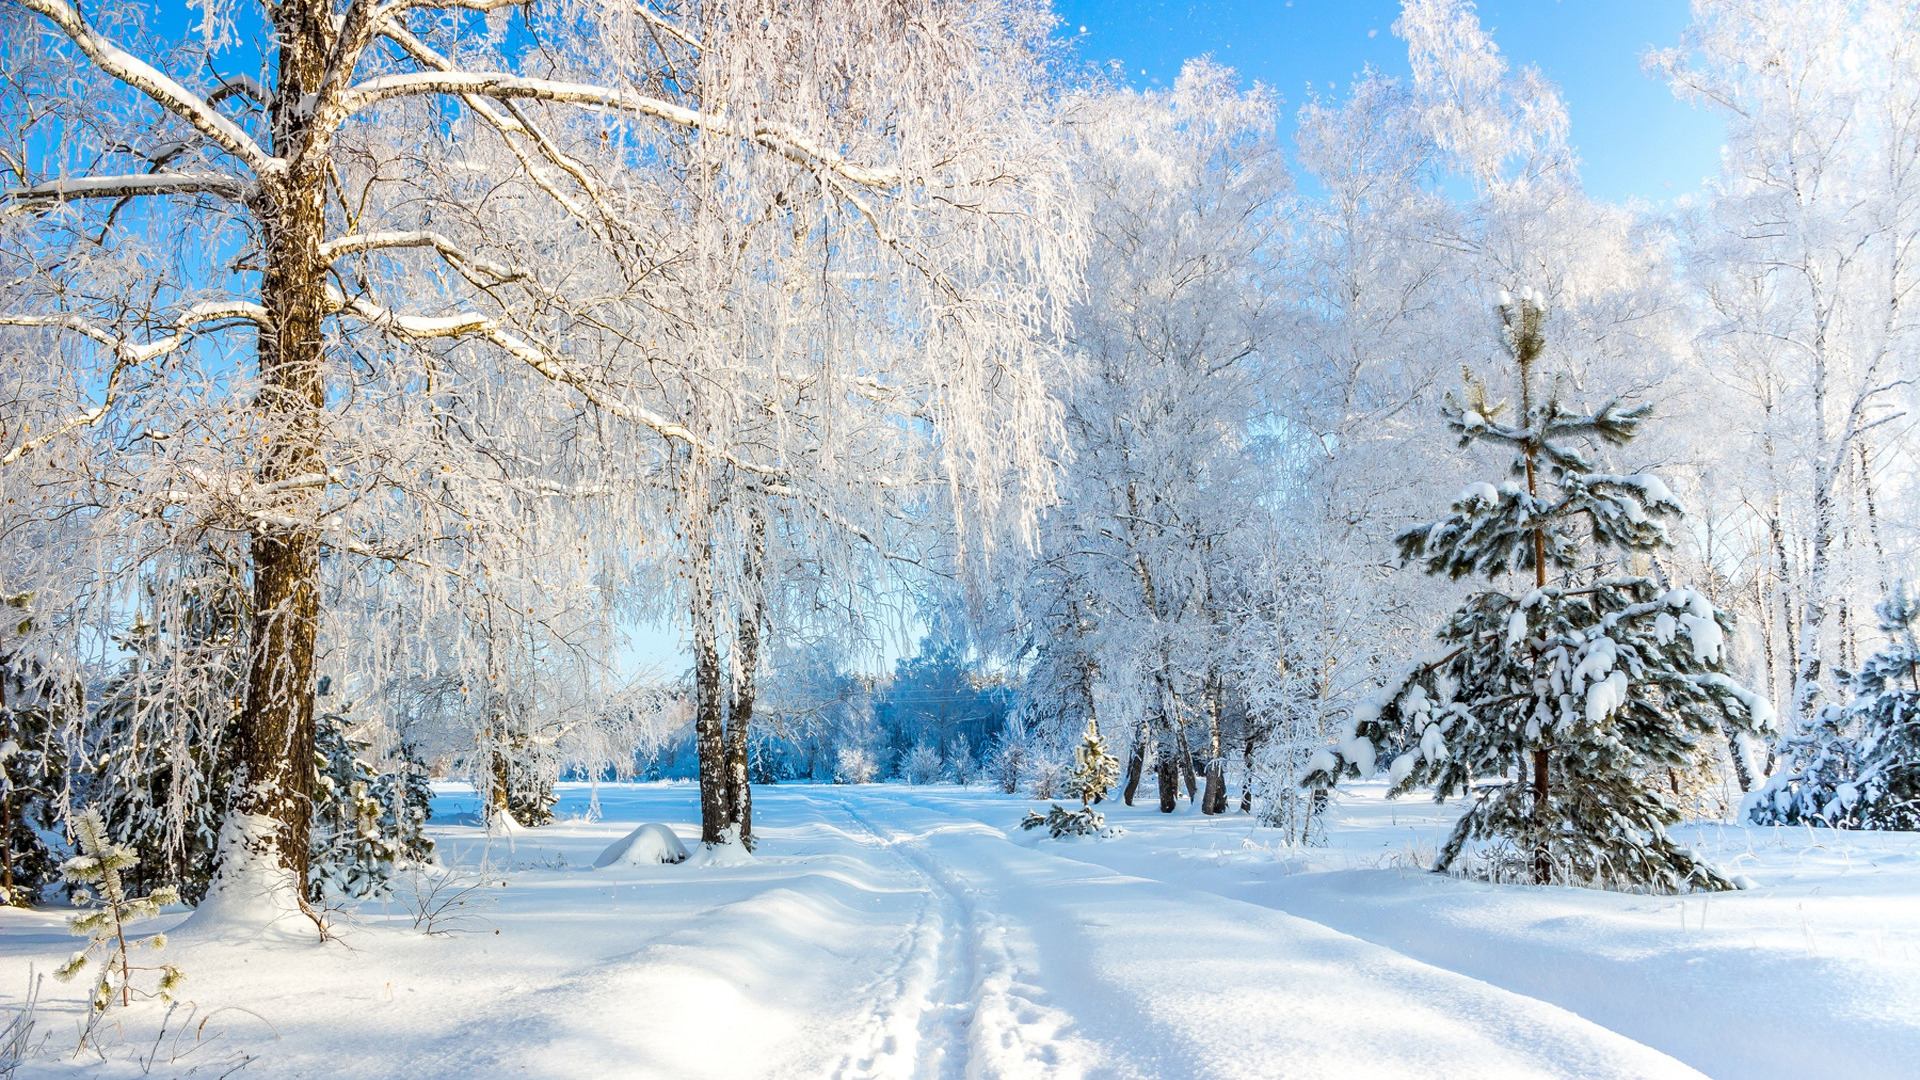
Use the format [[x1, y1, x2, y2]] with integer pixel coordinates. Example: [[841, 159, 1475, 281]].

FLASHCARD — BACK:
[[814, 789, 1092, 1080]]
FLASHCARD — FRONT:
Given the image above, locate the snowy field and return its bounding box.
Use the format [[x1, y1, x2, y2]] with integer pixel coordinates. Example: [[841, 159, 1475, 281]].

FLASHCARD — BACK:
[[3, 782, 1918, 1079]]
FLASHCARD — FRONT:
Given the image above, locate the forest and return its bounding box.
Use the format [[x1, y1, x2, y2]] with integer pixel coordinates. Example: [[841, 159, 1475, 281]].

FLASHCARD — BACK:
[[1, 0, 1917, 1076]]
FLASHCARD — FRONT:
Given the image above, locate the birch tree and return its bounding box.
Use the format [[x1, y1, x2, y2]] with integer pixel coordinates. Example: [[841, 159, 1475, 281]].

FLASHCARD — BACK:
[[1, 0, 1078, 915]]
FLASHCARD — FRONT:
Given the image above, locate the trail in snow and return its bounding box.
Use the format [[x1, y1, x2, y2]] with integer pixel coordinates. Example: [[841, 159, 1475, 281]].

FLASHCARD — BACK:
[[830, 786, 1704, 1080]]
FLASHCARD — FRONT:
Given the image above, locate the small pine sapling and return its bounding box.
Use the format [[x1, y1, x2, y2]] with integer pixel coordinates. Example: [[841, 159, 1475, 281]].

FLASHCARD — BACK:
[[1752, 580, 1920, 828], [1022, 719, 1121, 838], [1306, 291, 1771, 892], [54, 810, 182, 1011], [1073, 719, 1120, 808]]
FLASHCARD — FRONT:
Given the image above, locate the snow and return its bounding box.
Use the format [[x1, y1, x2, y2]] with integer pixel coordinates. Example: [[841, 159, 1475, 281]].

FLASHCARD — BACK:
[[2, 781, 1916, 1078], [592, 822, 690, 867]]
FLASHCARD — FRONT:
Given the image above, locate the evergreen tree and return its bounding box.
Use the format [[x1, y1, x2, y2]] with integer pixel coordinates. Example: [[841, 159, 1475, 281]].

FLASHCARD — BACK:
[[310, 708, 432, 898], [1751, 581, 1920, 829], [88, 583, 246, 905], [1, 601, 69, 906], [1308, 292, 1770, 892], [1071, 720, 1120, 809]]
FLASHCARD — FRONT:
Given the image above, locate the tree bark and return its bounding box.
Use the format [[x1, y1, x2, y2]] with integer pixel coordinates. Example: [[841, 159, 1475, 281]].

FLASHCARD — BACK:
[[1200, 673, 1226, 814], [1176, 724, 1198, 803], [1154, 677, 1180, 813], [230, 7, 333, 898], [691, 517, 729, 845], [1122, 726, 1145, 806], [1531, 746, 1551, 885], [724, 506, 765, 849]]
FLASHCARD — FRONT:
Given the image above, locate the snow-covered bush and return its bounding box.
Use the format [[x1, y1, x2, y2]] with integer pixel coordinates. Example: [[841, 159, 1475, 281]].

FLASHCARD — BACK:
[[1020, 803, 1118, 839], [834, 747, 877, 785], [1751, 582, 1920, 829], [987, 721, 1029, 794], [945, 736, 979, 786], [1025, 749, 1069, 801], [902, 744, 942, 785]]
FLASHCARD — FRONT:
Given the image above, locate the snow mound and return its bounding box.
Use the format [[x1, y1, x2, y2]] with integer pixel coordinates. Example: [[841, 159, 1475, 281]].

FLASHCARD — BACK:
[[594, 823, 691, 868], [176, 813, 320, 942], [684, 833, 755, 868]]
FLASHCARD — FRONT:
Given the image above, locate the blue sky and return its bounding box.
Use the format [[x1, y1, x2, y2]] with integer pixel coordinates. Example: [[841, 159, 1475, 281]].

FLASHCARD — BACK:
[[1052, 0, 1724, 204]]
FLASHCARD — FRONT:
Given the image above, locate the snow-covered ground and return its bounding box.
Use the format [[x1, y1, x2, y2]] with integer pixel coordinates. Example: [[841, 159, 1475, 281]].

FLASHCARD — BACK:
[[2, 782, 1916, 1079]]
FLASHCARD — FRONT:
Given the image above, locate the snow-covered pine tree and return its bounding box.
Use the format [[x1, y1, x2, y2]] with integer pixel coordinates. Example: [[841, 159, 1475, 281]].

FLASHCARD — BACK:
[[309, 707, 400, 899], [88, 580, 246, 904], [1071, 719, 1120, 809], [1, 626, 67, 906], [1307, 291, 1771, 892], [1751, 581, 1920, 829]]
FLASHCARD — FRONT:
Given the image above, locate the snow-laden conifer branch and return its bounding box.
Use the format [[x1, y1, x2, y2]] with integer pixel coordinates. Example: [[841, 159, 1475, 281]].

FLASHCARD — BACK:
[[7, 0, 280, 177]]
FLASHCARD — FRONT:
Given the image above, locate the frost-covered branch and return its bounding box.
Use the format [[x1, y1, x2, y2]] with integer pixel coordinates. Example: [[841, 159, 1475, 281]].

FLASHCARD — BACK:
[[334, 73, 904, 188], [320, 230, 520, 282], [7, 0, 280, 176], [0, 303, 268, 467], [2, 172, 250, 206]]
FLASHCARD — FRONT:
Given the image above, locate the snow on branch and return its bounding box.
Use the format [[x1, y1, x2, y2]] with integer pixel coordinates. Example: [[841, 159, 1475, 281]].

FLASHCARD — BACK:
[[2, 173, 251, 206], [330, 292, 785, 479], [0, 302, 267, 467], [11, 0, 280, 177], [333, 73, 905, 189], [320, 230, 521, 283]]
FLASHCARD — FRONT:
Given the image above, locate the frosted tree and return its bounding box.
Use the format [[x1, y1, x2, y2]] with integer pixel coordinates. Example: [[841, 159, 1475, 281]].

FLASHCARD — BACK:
[[1010, 61, 1284, 815], [1751, 580, 1920, 828], [1308, 293, 1771, 892], [1653, 0, 1920, 731], [2, 0, 1079, 915]]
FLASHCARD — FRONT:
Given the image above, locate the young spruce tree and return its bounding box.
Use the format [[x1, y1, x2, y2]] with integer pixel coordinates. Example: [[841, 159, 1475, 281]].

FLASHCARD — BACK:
[[1751, 580, 1920, 829], [1307, 292, 1771, 891]]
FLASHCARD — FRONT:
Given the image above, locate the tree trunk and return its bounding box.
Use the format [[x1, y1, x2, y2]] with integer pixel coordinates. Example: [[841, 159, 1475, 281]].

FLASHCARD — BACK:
[[1200, 673, 1226, 814], [0, 665, 12, 901], [724, 506, 765, 849], [1122, 726, 1145, 806], [691, 520, 729, 845], [233, 14, 333, 892], [1531, 746, 1551, 885], [1240, 724, 1259, 813], [1154, 679, 1180, 813], [1176, 725, 1198, 803]]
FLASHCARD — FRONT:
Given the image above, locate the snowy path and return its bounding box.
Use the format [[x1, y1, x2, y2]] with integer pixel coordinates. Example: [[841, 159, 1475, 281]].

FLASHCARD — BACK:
[[4, 781, 1904, 1078], [811, 786, 1703, 1080]]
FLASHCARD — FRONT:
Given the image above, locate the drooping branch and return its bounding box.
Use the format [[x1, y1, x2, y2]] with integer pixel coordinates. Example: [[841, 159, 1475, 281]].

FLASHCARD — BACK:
[[7, 0, 281, 177], [0, 303, 264, 467], [334, 72, 906, 189], [329, 292, 786, 478]]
